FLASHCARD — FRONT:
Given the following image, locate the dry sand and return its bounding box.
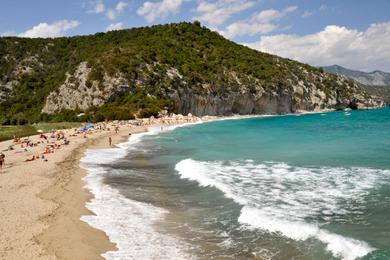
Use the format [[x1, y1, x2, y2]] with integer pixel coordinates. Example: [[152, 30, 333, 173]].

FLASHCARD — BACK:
[[0, 114, 255, 260], [0, 123, 147, 260]]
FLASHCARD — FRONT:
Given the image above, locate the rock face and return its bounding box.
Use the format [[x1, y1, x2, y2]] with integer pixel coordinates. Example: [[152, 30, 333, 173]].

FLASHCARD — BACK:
[[172, 85, 383, 116], [169, 68, 383, 116], [42, 62, 129, 113], [0, 81, 16, 103], [40, 61, 384, 116]]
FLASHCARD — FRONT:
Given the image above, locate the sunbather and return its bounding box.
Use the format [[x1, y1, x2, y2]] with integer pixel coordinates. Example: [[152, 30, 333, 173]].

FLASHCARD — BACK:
[[25, 155, 36, 162]]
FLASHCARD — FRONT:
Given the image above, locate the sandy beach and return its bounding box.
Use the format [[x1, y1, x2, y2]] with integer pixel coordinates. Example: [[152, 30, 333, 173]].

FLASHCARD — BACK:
[[0, 114, 222, 259]]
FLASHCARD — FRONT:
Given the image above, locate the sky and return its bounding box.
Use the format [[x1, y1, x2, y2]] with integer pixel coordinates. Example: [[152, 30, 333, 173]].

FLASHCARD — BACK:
[[1, 0, 390, 72]]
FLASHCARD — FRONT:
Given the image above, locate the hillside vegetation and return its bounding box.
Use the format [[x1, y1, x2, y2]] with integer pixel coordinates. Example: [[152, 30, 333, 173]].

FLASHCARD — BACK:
[[0, 22, 381, 125]]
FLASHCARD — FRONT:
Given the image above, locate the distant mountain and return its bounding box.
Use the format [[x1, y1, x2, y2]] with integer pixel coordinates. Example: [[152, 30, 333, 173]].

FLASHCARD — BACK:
[[322, 65, 390, 104], [322, 65, 390, 86]]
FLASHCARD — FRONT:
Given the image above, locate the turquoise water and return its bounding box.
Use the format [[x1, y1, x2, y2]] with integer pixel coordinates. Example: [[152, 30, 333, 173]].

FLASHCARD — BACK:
[[92, 108, 390, 259]]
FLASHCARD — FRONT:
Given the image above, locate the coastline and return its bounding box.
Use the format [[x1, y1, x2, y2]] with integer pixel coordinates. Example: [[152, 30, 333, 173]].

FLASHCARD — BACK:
[[36, 128, 134, 259], [0, 113, 250, 259], [0, 109, 364, 259], [0, 122, 136, 259]]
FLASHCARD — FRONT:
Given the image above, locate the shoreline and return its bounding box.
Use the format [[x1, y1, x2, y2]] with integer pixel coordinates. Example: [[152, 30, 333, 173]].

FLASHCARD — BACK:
[[36, 130, 129, 259], [0, 109, 368, 259], [0, 113, 251, 259], [0, 122, 133, 259]]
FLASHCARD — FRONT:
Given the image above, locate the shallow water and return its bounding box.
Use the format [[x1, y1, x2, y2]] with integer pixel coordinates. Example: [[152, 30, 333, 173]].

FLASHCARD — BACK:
[[82, 108, 390, 260]]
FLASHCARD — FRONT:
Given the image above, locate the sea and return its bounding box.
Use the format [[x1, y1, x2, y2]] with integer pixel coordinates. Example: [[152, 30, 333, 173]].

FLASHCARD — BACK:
[[80, 107, 390, 260]]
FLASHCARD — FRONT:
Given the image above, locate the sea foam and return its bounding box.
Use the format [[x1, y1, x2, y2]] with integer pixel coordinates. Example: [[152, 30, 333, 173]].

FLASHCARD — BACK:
[[80, 126, 199, 259], [175, 159, 390, 260]]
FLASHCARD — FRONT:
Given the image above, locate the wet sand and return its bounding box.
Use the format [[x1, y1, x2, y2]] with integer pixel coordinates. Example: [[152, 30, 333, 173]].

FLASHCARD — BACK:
[[0, 123, 146, 259], [0, 114, 256, 259]]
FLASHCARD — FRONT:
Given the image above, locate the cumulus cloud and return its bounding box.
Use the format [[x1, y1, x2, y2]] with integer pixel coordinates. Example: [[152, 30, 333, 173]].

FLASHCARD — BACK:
[[137, 0, 183, 22], [18, 20, 80, 38], [245, 22, 390, 71], [195, 0, 255, 27], [255, 6, 298, 23], [87, 0, 105, 14], [106, 22, 124, 31], [221, 6, 297, 38]]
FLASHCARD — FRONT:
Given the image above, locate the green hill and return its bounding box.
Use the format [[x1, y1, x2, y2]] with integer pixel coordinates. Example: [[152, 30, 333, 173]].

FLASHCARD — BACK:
[[0, 22, 383, 124]]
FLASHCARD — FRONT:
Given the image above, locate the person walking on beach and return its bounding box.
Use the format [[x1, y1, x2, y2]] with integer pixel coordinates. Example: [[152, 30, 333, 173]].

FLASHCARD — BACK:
[[109, 136, 112, 146], [0, 152, 5, 172]]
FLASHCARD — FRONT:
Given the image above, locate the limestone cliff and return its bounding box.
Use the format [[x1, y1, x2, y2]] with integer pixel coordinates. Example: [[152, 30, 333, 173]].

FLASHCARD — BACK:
[[40, 61, 384, 116], [42, 62, 129, 113]]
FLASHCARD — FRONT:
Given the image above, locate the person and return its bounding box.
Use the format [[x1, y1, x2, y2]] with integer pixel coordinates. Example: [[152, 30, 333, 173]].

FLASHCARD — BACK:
[[115, 126, 119, 134], [0, 152, 5, 171], [43, 147, 50, 154], [109, 136, 112, 146], [25, 155, 35, 162]]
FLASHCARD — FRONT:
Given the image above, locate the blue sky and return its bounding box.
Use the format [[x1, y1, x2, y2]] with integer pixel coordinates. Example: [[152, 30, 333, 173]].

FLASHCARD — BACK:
[[1, 0, 390, 71]]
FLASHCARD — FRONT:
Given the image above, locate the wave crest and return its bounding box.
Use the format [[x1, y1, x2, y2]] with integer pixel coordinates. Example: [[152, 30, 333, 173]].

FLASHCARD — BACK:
[[175, 158, 389, 259]]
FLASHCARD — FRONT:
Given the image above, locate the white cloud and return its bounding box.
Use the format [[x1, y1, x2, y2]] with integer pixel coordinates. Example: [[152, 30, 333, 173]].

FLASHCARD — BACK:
[[302, 4, 328, 18], [18, 20, 80, 38], [106, 22, 124, 31], [194, 0, 255, 27], [245, 22, 390, 71], [87, 0, 105, 14], [221, 22, 276, 38], [137, 0, 183, 22], [302, 10, 314, 18], [221, 6, 297, 38], [105, 1, 128, 20], [255, 6, 297, 23], [116, 1, 128, 12], [107, 9, 117, 20]]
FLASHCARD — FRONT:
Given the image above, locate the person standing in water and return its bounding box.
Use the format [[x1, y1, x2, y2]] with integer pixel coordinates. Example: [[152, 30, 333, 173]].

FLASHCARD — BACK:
[[109, 136, 112, 146]]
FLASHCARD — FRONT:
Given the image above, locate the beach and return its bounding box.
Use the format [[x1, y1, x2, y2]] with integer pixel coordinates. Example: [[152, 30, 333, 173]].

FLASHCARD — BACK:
[[0, 114, 218, 259], [1, 109, 389, 260]]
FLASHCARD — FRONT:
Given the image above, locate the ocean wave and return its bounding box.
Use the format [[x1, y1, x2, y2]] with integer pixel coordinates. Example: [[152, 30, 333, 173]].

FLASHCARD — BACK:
[[80, 124, 201, 259], [175, 159, 390, 259]]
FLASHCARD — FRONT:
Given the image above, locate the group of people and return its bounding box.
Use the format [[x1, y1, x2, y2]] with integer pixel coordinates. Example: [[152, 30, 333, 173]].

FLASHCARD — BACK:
[[0, 122, 131, 173], [1, 130, 75, 166], [19, 134, 67, 163]]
